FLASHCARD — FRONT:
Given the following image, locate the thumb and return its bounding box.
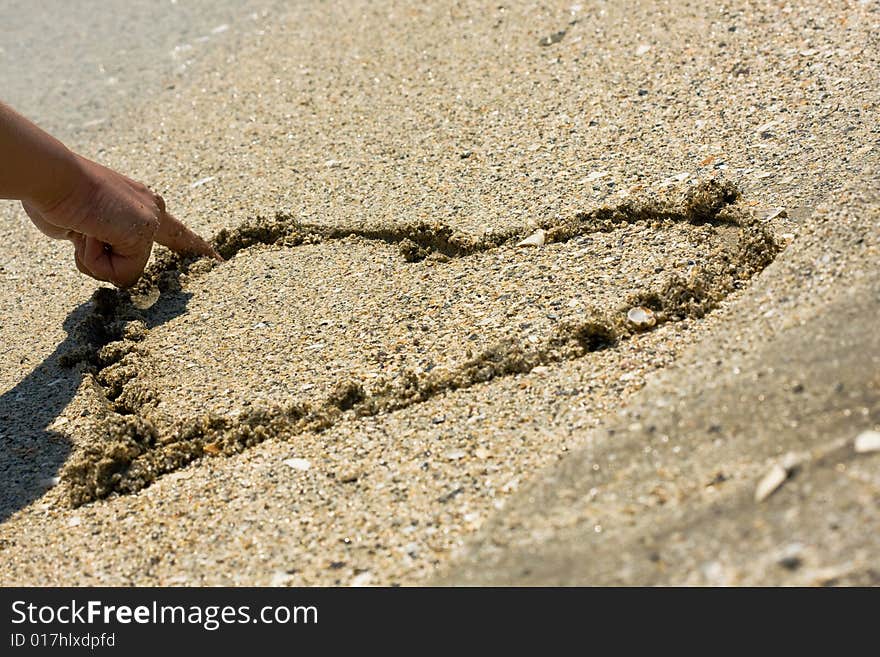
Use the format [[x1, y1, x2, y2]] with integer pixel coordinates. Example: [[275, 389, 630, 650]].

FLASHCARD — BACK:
[[80, 236, 150, 288]]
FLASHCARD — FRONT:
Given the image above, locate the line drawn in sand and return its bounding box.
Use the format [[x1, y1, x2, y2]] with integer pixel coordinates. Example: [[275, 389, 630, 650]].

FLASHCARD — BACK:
[[51, 178, 781, 505]]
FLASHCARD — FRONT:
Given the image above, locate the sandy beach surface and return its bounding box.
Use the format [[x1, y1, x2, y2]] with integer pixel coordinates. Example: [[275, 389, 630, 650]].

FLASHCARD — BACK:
[[0, 0, 877, 586]]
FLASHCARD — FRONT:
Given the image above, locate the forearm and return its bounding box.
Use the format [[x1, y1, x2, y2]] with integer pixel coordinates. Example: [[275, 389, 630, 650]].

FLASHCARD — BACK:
[[0, 101, 81, 210]]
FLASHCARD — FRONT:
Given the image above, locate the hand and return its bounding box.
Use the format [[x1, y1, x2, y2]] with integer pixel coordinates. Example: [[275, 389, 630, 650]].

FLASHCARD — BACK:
[[22, 154, 220, 288]]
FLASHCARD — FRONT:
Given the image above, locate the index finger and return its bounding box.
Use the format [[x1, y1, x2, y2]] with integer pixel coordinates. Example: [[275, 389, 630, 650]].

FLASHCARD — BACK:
[[155, 210, 222, 261]]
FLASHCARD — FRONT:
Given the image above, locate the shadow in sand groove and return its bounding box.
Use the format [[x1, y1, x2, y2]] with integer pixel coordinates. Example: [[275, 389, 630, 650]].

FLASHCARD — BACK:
[[0, 287, 192, 522]]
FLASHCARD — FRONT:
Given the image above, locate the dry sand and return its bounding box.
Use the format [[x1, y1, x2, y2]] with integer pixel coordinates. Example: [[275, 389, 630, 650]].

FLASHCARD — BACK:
[[0, 0, 877, 586]]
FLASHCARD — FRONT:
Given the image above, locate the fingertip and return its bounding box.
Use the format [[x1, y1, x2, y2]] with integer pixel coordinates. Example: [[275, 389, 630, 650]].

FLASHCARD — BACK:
[[155, 211, 219, 260]]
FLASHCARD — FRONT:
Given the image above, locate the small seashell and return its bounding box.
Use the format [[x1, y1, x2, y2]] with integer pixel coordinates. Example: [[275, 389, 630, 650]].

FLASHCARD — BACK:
[[517, 229, 545, 248], [284, 458, 311, 471], [336, 467, 360, 483], [350, 571, 373, 587], [269, 571, 295, 587], [189, 176, 215, 189], [627, 306, 656, 329], [755, 464, 788, 502], [754, 120, 779, 135], [658, 171, 690, 187], [854, 430, 880, 453], [539, 30, 566, 46]]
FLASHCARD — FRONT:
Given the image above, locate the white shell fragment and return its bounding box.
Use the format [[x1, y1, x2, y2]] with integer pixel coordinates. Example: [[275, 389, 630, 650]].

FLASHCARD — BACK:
[[627, 306, 656, 329], [854, 430, 880, 454], [517, 229, 546, 248], [350, 571, 374, 587], [283, 458, 312, 471], [659, 171, 690, 187], [189, 176, 215, 189], [270, 571, 295, 587], [754, 120, 779, 135], [755, 464, 788, 502]]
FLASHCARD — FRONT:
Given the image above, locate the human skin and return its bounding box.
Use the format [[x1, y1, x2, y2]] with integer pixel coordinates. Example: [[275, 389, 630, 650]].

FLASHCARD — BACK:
[[0, 101, 219, 288]]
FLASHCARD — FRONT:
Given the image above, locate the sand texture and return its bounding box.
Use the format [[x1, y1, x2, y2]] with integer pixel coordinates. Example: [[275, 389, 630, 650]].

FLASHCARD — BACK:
[[0, 0, 878, 586]]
